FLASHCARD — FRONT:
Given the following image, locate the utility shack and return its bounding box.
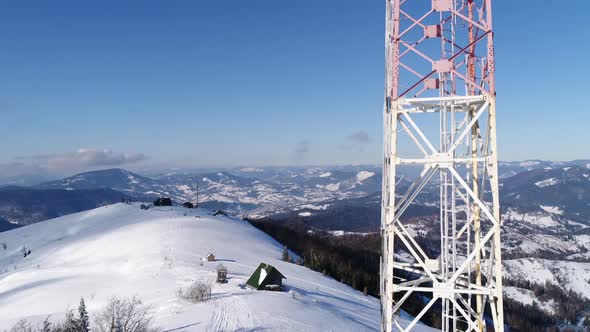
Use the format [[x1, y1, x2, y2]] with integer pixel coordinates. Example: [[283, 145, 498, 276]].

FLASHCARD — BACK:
[[206, 253, 215, 262], [246, 263, 285, 291], [217, 264, 227, 283]]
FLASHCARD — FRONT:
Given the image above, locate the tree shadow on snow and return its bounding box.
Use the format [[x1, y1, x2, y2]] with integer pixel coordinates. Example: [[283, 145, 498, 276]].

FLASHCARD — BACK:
[[161, 322, 201, 332], [0, 277, 71, 301], [284, 285, 378, 330], [214, 259, 237, 263]]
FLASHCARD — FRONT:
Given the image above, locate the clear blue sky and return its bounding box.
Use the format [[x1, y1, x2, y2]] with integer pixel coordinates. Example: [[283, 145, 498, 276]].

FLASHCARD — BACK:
[[0, 0, 587, 174]]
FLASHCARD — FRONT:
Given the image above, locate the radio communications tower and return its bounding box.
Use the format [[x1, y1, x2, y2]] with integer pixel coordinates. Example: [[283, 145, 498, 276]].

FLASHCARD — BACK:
[[381, 0, 503, 331]]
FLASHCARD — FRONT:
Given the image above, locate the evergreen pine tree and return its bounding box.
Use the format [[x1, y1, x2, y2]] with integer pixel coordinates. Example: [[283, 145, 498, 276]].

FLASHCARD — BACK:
[[115, 317, 123, 332], [282, 245, 289, 261], [42, 316, 52, 332], [78, 297, 90, 332], [296, 256, 304, 266], [110, 314, 116, 332], [64, 310, 77, 332]]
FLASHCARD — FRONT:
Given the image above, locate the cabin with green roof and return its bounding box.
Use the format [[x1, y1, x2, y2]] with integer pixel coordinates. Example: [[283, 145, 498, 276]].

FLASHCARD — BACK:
[[246, 263, 286, 291]]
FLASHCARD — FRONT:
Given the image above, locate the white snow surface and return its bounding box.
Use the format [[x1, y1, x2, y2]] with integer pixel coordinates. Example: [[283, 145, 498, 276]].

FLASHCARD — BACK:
[[324, 183, 341, 192], [504, 209, 561, 228], [239, 167, 264, 172], [297, 204, 329, 211], [534, 177, 558, 188], [504, 258, 590, 300], [539, 205, 564, 215], [355, 171, 375, 183], [329, 231, 372, 237], [519, 161, 540, 167], [503, 287, 556, 315], [0, 204, 436, 331]]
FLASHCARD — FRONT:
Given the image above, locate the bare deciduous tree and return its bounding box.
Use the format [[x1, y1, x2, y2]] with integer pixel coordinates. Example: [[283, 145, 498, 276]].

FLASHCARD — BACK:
[[176, 280, 212, 303], [8, 319, 33, 332], [94, 296, 157, 332]]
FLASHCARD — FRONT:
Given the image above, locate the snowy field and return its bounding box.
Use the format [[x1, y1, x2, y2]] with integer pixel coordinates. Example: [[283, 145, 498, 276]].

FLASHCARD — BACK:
[[0, 204, 436, 331]]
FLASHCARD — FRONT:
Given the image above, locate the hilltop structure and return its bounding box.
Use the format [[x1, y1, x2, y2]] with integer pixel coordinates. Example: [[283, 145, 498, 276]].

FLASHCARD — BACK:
[[246, 263, 286, 291], [381, 0, 504, 331]]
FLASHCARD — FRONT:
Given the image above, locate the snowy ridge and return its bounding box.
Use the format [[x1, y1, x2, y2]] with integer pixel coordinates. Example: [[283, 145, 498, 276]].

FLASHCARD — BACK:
[[504, 259, 590, 300], [32, 168, 385, 219], [0, 204, 436, 331]]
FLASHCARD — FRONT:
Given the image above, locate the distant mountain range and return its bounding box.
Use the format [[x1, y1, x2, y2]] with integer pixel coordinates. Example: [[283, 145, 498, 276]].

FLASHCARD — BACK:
[[21, 166, 385, 217], [501, 165, 590, 221], [1, 160, 589, 229], [0, 186, 134, 227]]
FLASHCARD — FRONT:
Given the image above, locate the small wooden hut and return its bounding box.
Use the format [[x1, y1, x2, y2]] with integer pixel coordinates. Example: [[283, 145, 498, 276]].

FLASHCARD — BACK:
[[217, 264, 227, 283]]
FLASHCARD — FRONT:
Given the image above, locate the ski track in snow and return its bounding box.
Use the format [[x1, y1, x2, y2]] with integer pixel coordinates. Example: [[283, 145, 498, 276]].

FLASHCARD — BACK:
[[206, 295, 254, 332]]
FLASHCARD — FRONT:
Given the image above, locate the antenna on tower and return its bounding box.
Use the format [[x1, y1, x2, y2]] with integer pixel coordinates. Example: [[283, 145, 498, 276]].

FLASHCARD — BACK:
[[381, 0, 503, 331]]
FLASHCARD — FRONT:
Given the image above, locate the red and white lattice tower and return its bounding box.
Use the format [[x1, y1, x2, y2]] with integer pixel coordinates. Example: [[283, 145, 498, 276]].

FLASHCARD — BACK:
[[381, 0, 503, 331]]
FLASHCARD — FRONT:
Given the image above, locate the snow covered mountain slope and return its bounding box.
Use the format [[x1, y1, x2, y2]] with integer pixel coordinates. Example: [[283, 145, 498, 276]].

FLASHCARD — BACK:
[[35, 168, 160, 193], [504, 258, 590, 300], [0, 204, 436, 331], [11, 161, 588, 227], [500, 165, 590, 221]]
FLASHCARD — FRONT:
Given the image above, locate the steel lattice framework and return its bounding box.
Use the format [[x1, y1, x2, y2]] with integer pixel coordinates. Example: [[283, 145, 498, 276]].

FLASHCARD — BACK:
[[380, 0, 503, 331]]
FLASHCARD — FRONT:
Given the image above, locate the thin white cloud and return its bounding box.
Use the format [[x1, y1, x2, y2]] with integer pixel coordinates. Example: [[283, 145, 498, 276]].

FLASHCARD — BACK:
[[340, 130, 372, 152], [0, 149, 148, 185], [347, 130, 370, 144], [5, 149, 148, 175], [293, 140, 311, 160], [21, 148, 148, 169]]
